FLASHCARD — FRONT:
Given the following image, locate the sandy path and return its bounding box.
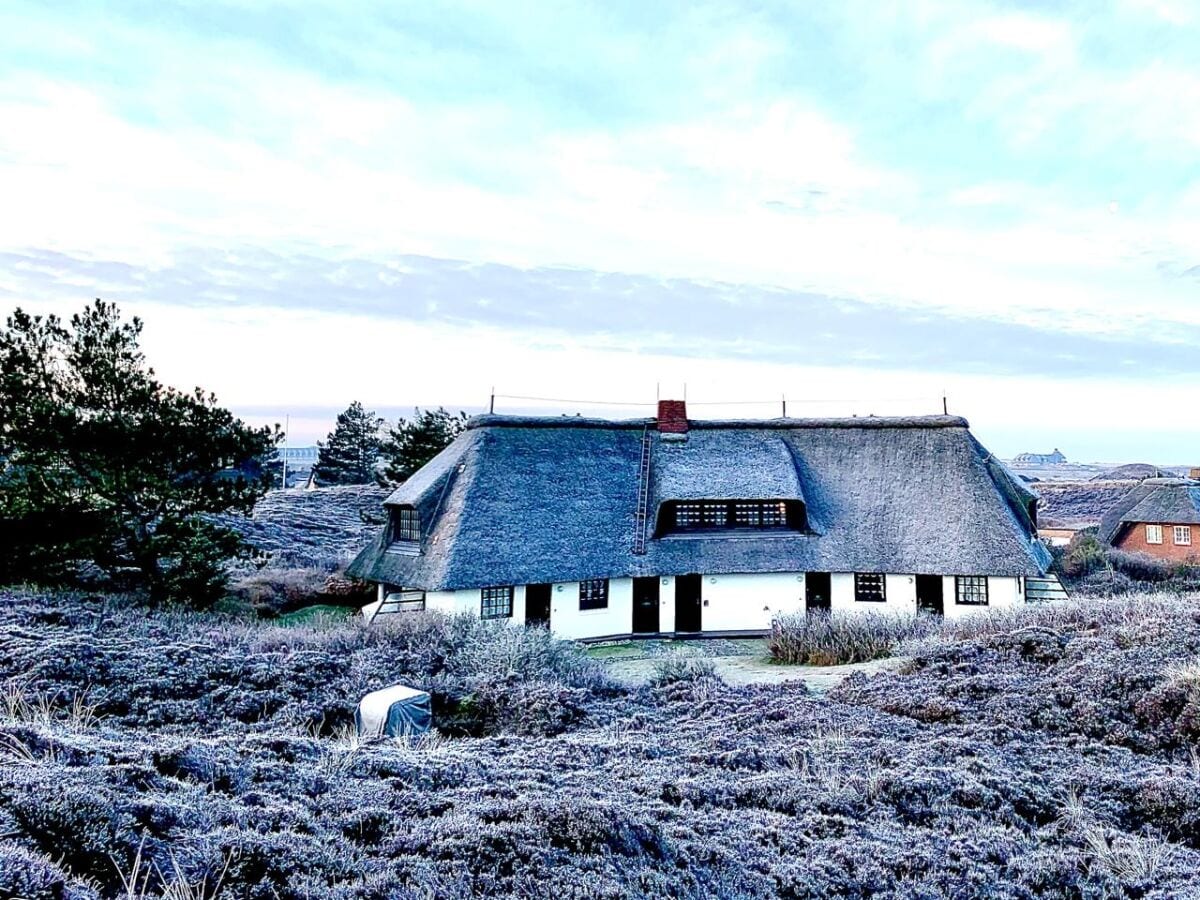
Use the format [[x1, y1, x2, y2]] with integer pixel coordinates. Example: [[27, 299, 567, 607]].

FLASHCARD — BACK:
[[603, 654, 908, 693]]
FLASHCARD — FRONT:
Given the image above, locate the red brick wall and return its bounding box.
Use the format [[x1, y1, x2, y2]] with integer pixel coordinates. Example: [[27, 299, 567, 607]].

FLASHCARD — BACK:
[[1114, 522, 1200, 563], [657, 400, 688, 434]]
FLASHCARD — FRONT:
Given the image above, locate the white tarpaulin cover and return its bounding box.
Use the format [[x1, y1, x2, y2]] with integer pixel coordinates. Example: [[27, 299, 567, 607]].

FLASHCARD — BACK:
[[355, 684, 432, 739]]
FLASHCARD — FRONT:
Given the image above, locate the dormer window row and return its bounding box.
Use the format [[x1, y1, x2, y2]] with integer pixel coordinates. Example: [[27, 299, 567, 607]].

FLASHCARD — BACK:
[[660, 499, 806, 534]]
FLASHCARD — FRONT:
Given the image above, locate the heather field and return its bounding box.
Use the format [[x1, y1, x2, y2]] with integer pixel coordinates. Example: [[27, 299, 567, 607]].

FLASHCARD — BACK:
[[5, 591, 1200, 898]]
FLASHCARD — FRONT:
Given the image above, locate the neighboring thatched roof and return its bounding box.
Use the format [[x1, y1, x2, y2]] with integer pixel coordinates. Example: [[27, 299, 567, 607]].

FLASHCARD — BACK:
[[1099, 478, 1200, 544], [348, 414, 1052, 591], [1091, 463, 1164, 482]]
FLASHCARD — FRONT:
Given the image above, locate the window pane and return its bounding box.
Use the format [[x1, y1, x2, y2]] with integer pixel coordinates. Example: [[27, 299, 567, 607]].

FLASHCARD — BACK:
[[854, 573, 886, 602], [481, 586, 513, 619], [701, 502, 726, 527], [1176, 526, 1192, 546], [579, 578, 609, 610], [733, 502, 760, 527], [955, 576, 989, 605], [1147, 525, 1163, 545], [675, 502, 703, 528], [394, 507, 420, 541], [761, 502, 787, 527]]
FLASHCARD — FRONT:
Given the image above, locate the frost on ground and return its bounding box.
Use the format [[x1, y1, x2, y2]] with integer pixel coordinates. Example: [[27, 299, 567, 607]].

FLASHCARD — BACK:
[[4, 591, 1200, 898]]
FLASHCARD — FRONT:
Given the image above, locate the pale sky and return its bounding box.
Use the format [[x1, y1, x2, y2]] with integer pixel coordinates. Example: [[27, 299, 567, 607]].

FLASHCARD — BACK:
[[2, 1, 1198, 461]]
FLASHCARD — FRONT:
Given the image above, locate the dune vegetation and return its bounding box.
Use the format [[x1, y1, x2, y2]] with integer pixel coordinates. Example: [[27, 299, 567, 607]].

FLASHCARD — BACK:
[[4, 589, 1200, 897]]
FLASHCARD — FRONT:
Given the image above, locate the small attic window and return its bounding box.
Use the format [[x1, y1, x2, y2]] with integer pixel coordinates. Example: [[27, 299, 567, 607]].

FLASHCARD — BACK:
[[392, 507, 420, 542]]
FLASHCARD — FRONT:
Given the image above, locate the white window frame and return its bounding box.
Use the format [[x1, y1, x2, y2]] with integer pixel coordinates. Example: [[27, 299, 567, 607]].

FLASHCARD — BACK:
[[955, 576, 989, 606], [578, 578, 609, 611], [1174, 525, 1192, 547], [481, 586, 514, 619], [1146, 524, 1163, 545], [853, 573, 887, 603]]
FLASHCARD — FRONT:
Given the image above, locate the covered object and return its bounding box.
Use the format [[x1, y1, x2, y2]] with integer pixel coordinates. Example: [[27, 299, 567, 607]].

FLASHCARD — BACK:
[[355, 684, 432, 739]]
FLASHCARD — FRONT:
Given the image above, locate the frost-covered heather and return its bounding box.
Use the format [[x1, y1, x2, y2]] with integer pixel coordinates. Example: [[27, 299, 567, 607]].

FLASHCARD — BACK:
[[769, 611, 941, 665], [6, 590, 1200, 897], [0, 590, 616, 736], [838, 593, 1200, 753]]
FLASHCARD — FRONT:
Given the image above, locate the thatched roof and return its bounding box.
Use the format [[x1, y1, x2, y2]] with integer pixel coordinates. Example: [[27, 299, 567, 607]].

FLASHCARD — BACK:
[[348, 414, 1051, 590], [1099, 478, 1200, 544]]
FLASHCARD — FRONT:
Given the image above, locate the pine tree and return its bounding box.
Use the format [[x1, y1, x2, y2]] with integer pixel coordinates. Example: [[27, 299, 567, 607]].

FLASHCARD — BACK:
[[379, 407, 469, 485], [313, 401, 384, 485], [0, 299, 280, 606]]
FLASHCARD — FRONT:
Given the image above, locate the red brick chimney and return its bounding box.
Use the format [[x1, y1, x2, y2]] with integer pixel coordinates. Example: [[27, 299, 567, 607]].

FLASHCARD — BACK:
[[657, 399, 688, 434]]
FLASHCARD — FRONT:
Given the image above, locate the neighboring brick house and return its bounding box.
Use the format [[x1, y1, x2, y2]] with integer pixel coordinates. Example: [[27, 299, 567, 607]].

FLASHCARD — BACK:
[[1099, 478, 1200, 563]]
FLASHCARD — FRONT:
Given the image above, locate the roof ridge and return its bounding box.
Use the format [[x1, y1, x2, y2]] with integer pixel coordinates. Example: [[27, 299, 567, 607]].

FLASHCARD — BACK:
[[465, 413, 970, 431]]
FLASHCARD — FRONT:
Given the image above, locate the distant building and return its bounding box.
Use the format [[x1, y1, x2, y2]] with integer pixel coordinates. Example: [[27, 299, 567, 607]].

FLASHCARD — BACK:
[[348, 400, 1060, 637], [1099, 478, 1200, 562], [1038, 526, 1085, 548], [1013, 449, 1067, 465], [273, 446, 319, 489]]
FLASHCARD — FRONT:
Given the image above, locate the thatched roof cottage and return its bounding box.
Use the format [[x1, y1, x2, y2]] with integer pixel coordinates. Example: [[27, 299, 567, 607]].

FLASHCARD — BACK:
[[1099, 477, 1200, 563], [348, 401, 1056, 639]]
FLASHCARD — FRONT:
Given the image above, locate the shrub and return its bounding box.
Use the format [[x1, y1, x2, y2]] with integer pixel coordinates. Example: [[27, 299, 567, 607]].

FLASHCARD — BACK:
[[1108, 549, 1173, 583], [1057, 533, 1200, 595], [1058, 533, 1109, 580], [769, 612, 939, 665], [226, 567, 369, 617], [0, 840, 95, 900], [649, 655, 718, 687], [8, 590, 1200, 897], [0, 591, 614, 738]]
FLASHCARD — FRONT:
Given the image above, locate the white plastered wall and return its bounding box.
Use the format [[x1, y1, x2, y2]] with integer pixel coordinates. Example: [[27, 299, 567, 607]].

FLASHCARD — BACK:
[[692, 572, 808, 632], [829, 573, 917, 615], [829, 574, 1025, 619], [658, 576, 676, 634], [942, 576, 1024, 620], [548, 578, 633, 640], [369, 573, 1028, 634], [423, 586, 527, 624]]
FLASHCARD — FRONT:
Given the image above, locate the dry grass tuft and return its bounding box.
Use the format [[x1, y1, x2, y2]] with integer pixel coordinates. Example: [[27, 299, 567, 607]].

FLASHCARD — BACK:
[[1, 680, 100, 731]]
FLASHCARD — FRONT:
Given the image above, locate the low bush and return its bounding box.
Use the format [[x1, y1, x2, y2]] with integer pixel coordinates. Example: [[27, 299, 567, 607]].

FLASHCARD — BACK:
[[227, 567, 373, 617], [0, 590, 615, 738], [7, 590, 1200, 896], [836, 592, 1200, 755], [1057, 533, 1200, 595], [768, 611, 939, 665], [649, 654, 718, 686]]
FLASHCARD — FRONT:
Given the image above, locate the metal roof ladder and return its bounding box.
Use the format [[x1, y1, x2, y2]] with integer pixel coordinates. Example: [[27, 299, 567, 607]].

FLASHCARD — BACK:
[[633, 426, 652, 555]]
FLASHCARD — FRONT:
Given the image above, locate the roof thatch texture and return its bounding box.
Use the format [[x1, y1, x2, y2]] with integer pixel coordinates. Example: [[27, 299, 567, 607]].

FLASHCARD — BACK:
[[348, 414, 1051, 590], [1099, 478, 1200, 544]]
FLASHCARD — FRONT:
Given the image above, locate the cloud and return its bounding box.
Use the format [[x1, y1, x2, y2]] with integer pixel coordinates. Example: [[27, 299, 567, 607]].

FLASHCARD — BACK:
[[7, 245, 1200, 381], [3, 0, 1200, 464]]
